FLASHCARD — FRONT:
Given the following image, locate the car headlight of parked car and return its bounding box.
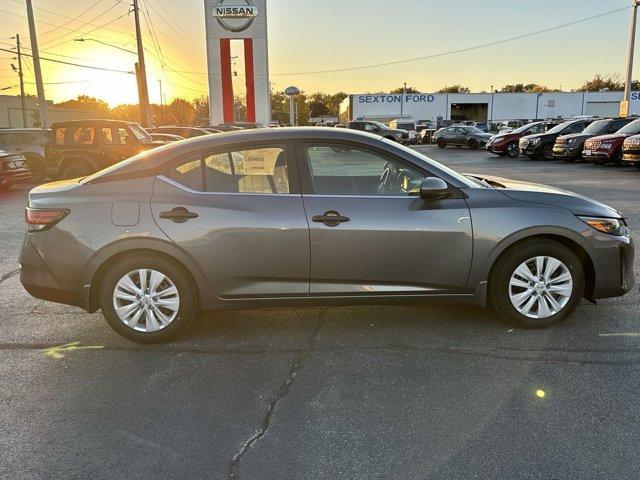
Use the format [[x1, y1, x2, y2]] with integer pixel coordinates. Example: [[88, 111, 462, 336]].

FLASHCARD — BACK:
[[530, 138, 541, 145], [567, 138, 577, 145], [600, 143, 612, 149], [578, 216, 629, 237]]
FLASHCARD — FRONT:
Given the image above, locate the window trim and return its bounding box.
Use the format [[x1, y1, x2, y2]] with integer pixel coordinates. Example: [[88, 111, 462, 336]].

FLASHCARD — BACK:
[[165, 140, 300, 195], [294, 139, 435, 197]]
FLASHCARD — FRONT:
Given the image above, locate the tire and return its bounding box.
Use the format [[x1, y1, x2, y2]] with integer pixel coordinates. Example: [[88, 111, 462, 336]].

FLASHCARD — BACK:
[[506, 142, 519, 158], [468, 138, 478, 150], [62, 160, 92, 179], [489, 239, 584, 328], [540, 144, 554, 160], [99, 253, 199, 343], [612, 149, 624, 166], [24, 155, 46, 183], [436, 138, 446, 148]]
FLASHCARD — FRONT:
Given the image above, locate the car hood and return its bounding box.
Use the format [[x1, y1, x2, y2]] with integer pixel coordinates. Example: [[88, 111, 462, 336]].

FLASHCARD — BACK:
[[490, 132, 518, 140], [465, 174, 621, 218], [587, 133, 630, 142], [472, 132, 493, 139], [558, 133, 592, 141]]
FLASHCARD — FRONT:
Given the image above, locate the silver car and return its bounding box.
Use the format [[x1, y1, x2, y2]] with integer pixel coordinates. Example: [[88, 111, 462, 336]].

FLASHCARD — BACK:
[[19, 128, 634, 343]]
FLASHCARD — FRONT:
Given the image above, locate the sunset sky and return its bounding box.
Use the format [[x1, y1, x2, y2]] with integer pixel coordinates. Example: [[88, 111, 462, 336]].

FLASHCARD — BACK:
[[0, 0, 637, 107]]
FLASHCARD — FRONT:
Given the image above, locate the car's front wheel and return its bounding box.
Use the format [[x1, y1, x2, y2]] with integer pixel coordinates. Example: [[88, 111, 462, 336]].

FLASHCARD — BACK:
[[506, 142, 519, 158], [468, 138, 478, 150], [489, 239, 584, 328], [99, 254, 199, 343], [436, 138, 446, 148]]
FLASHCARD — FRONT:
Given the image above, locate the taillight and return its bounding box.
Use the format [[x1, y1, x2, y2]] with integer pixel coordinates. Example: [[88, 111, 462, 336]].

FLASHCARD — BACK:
[[25, 207, 69, 232]]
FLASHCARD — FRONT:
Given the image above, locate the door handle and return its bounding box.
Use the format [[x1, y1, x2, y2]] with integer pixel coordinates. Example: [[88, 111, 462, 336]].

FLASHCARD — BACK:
[[159, 207, 199, 223], [312, 210, 350, 227]]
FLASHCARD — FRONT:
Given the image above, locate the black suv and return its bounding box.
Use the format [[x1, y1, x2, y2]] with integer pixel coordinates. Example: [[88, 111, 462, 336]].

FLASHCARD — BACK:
[[553, 118, 632, 162], [519, 119, 592, 160], [347, 121, 407, 143], [47, 120, 161, 178], [0, 150, 30, 191]]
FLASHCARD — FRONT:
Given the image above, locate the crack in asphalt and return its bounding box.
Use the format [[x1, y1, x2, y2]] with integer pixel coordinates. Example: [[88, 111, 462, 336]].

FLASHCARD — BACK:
[[227, 310, 326, 480], [0, 268, 20, 286]]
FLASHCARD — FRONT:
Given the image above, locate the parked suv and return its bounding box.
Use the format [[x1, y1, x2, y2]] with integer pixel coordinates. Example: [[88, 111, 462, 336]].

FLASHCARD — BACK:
[[0, 149, 30, 191], [487, 121, 560, 158], [621, 134, 640, 165], [519, 119, 591, 160], [147, 126, 212, 138], [47, 120, 161, 178], [0, 128, 49, 182], [348, 121, 407, 143], [582, 118, 640, 165], [553, 118, 631, 162]]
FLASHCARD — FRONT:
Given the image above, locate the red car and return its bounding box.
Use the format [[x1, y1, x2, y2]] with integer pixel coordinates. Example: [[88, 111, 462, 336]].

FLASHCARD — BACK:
[[582, 118, 640, 165], [486, 121, 560, 158]]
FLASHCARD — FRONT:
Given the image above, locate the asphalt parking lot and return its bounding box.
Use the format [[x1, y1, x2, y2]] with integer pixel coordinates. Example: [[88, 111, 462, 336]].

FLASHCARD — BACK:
[[1, 146, 639, 479]]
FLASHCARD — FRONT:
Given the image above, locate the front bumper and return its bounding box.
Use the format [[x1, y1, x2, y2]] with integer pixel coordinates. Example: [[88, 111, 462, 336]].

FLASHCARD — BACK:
[[622, 148, 640, 163], [486, 143, 507, 154], [590, 233, 635, 300], [552, 145, 582, 159], [519, 144, 542, 157], [582, 149, 611, 161]]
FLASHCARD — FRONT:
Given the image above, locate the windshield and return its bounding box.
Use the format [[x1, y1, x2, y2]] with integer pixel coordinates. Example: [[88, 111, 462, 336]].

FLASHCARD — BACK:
[[130, 124, 153, 144], [617, 119, 640, 134], [582, 119, 610, 134], [397, 123, 415, 131], [465, 126, 484, 134], [546, 121, 575, 135], [381, 137, 477, 188], [371, 121, 389, 129], [512, 122, 540, 134]]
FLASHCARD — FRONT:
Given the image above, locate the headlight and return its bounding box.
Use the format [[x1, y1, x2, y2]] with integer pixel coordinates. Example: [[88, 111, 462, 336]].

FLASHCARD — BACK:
[[567, 138, 576, 145], [530, 138, 541, 145], [600, 143, 612, 149], [578, 216, 629, 237]]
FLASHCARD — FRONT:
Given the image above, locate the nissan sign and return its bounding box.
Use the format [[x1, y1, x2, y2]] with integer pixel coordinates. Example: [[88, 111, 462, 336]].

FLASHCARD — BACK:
[[213, 0, 257, 32]]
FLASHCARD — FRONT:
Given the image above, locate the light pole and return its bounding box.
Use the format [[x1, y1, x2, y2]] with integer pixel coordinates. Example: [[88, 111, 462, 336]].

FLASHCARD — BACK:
[[622, 0, 640, 117]]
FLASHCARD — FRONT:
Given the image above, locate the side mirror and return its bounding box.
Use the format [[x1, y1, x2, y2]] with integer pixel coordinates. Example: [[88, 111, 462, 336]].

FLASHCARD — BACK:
[[420, 177, 450, 200]]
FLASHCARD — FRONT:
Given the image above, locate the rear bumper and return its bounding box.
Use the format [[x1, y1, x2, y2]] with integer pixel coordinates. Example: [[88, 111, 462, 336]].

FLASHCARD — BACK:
[[19, 233, 91, 311], [1, 169, 31, 187]]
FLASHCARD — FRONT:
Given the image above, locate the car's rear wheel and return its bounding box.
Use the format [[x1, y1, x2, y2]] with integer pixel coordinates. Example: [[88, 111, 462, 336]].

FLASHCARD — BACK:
[[62, 161, 92, 179], [489, 239, 584, 328], [468, 138, 478, 150], [506, 142, 519, 158], [436, 138, 446, 148], [99, 254, 199, 343], [612, 150, 624, 166]]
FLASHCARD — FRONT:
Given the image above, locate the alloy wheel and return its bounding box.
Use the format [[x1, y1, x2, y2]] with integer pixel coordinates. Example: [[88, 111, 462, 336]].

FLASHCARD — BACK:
[[507, 142, 519, 157], [112, 269, 180, 332], [508, 256, 573, 319]]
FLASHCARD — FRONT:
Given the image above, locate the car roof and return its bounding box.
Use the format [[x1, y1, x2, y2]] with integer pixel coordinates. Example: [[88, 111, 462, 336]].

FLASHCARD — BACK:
[[51, 119, 140, 127]]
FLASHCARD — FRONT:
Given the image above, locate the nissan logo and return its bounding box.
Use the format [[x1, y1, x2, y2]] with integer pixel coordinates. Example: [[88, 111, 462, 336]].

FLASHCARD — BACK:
[[213, 0, 257, 32]]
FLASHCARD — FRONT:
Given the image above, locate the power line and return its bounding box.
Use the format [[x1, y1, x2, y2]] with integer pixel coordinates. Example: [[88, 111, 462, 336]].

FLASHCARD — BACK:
[[0, 46, 134, 74], [43, 11, 131, 52], [270, 5, 632, 76], [39, 1, 125, 47], [37, 0, 104, 37]]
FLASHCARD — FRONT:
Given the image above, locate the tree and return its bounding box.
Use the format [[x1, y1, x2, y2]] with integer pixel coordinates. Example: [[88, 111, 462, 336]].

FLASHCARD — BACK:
[[390, 85, 419, 94], [577, 74, 624, 92], [501, 83, 556, 93], [192, 96, 209, 126], [436, 85, 470, 93], [165, 98, 196, 125], [110, 104, 140, 122], [55, 95, 110, 116]]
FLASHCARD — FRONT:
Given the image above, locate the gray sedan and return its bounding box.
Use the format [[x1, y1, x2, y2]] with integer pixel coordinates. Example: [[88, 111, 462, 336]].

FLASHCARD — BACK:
[[434, 125, 493, 149], [20, 128, 634, 343]]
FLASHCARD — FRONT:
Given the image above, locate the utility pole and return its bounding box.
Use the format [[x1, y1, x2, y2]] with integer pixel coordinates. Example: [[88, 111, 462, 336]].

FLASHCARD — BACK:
[[133, 0, 151, 127], [25, 0, 47, 127], [622, 0, 640, 117], [14, 34, 27, 127], [158, 79, 164, 125]]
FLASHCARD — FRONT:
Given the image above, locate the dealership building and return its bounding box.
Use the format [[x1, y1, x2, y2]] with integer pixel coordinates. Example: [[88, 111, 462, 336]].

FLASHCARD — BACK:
[[339, 91, 640, 124]]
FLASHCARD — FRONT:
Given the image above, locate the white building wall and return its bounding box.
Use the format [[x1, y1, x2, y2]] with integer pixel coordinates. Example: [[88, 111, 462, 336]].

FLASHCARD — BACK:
[[344, 91, 640, 123]]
